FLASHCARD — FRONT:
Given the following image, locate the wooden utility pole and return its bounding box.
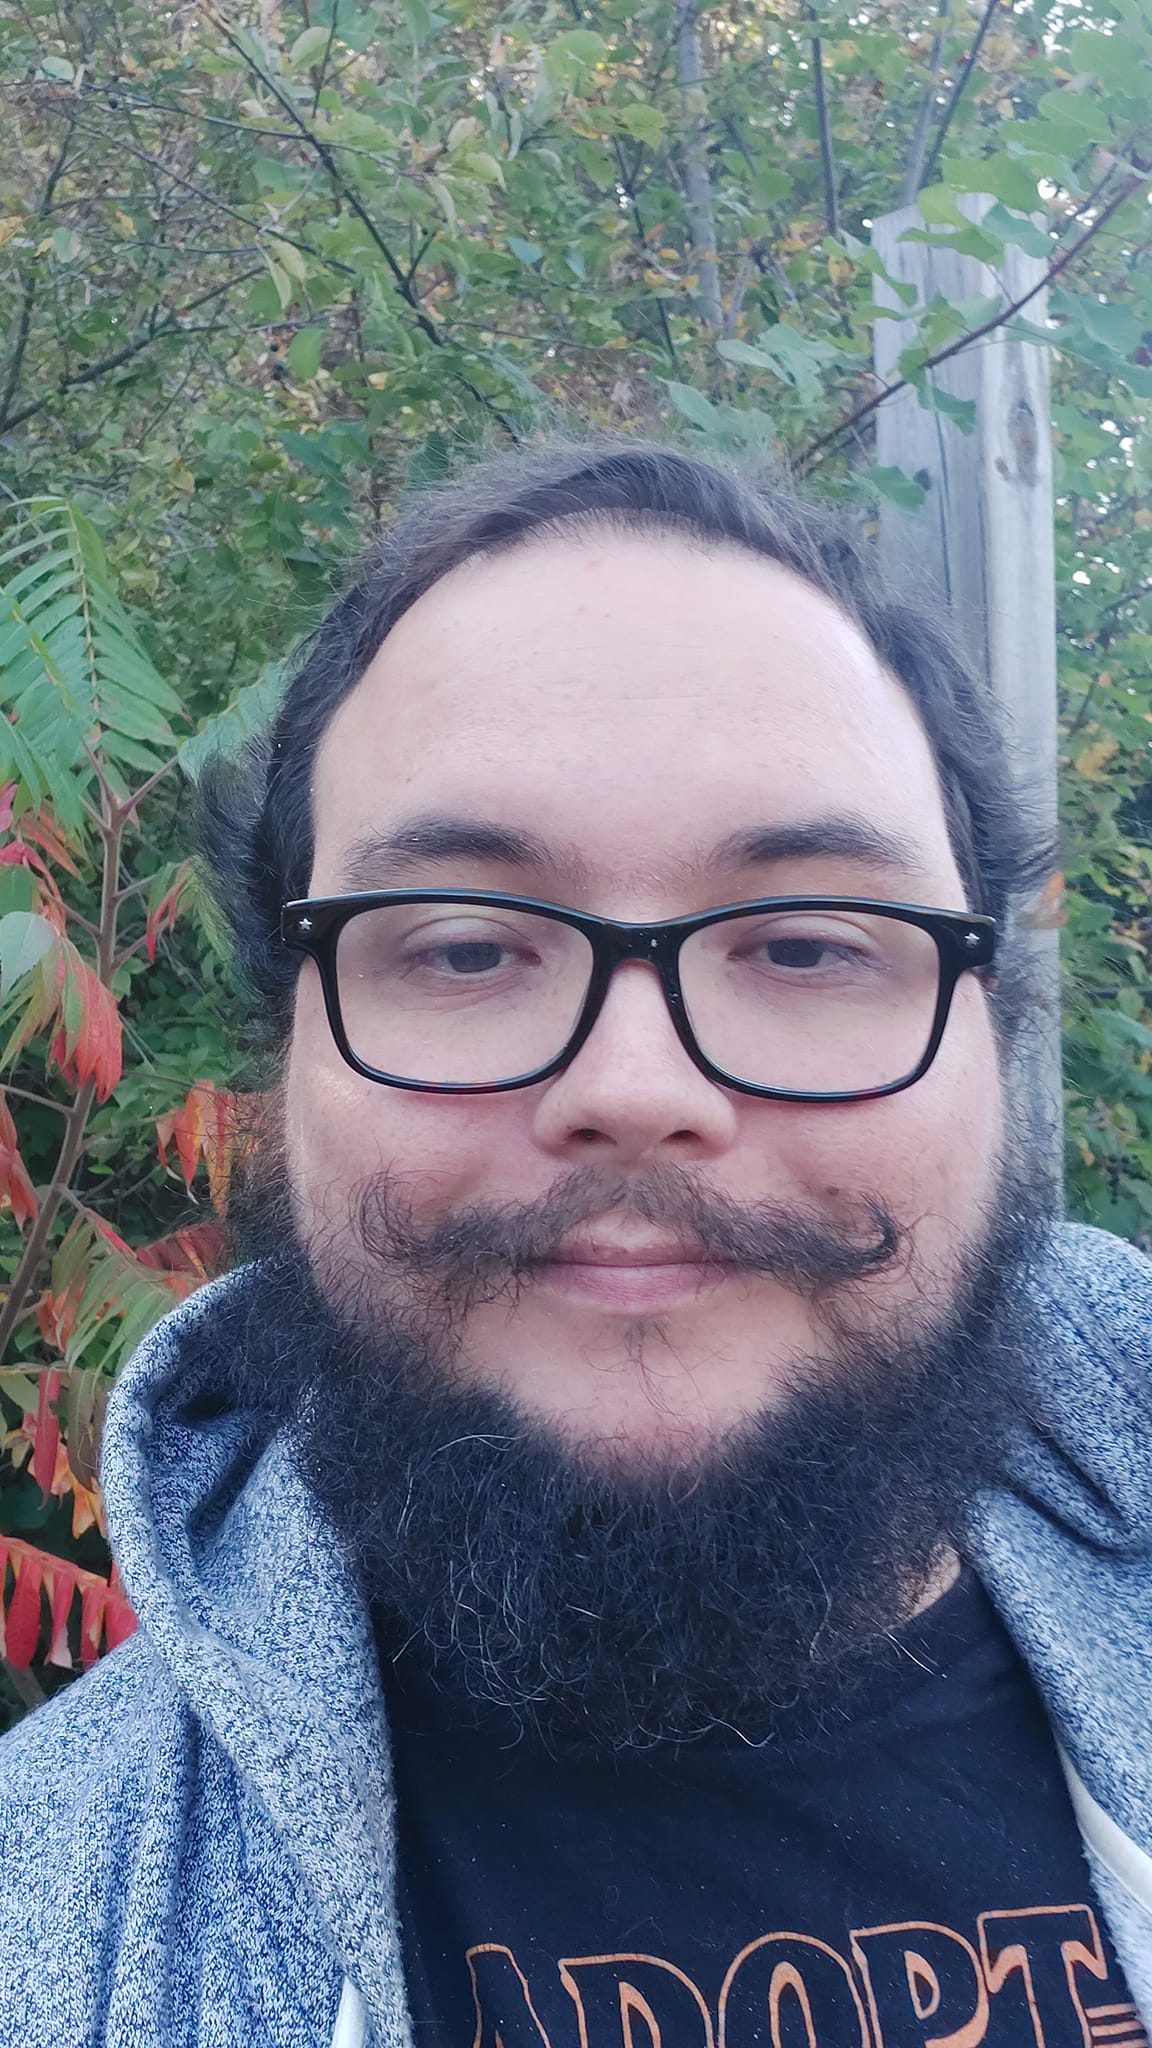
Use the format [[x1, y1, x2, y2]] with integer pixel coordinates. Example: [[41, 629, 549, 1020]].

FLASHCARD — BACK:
[[871, 198, 1063, 1188]]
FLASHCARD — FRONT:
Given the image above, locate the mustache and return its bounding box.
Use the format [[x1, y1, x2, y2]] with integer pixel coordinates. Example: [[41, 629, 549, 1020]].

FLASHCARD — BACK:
[[355, 1166, 904, 1310]]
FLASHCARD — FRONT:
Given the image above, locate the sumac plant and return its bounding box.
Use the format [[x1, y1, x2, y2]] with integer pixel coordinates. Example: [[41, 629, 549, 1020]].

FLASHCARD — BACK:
[[0, 498, 255, 1718]]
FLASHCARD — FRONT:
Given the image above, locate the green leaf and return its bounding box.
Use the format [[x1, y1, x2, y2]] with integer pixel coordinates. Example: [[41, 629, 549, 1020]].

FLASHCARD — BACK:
[[544, 28, 608, 90], [665, 381, 720, 431], [289, 24, 331, 66], [179, 667, 290, 780], [718, 328, 842, 404], [269, 237, 308, 284], [0, 910, 56, 1002], [617, 103, 666, 147], [917, 381, 977, 431], [1068, 295, 1144, 360], [980, 204, 1052, 259], [287, 326, 324, 379], [751, 169, 792, 207], [940, 156, 1040, 213], [867, 465, 927, 511], [507, 236, 542, 267], [398, 0, 434, 39]]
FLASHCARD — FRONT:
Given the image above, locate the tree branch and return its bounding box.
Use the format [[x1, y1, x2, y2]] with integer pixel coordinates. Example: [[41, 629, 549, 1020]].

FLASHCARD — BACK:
[[811, 38, 840, 240], [797, 167, 1150, 474], [0, 265, 263, 436], [676, 1, 723, 329], [0, 117, 76, 431], [920, 0, 999, 193], [1, 1660, 45, 1713], [310, 0, 340, 117]]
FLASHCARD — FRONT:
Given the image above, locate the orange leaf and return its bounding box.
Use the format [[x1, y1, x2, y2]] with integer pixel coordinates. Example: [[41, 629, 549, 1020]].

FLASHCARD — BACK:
[[0, 1090, 38, 1229], [79, 1578, 108, 1668], [157, 1083, 246, 1214]]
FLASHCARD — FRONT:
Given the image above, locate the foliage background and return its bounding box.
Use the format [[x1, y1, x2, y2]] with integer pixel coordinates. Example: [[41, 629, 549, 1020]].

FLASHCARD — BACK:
[[1, 0, 1150, 1723]]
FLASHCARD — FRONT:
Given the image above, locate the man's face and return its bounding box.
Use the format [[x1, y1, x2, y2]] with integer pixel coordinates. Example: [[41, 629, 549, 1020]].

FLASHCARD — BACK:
[[283, 531, 1004, 1466]]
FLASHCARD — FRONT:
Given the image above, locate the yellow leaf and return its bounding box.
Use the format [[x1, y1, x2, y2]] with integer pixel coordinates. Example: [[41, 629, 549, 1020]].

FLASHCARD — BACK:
[[0, 216, 24, 248], [1075, 736, 1119, 781]]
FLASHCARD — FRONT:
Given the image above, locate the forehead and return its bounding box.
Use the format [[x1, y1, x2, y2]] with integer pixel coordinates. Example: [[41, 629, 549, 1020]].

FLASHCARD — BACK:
[[309, 530, 962, 902]]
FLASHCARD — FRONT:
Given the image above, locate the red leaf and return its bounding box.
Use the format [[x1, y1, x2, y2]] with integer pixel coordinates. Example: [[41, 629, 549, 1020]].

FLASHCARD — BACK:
[[144, 867, 190, 964], [51, 945, 122, 1102], [18, 809, 82, 879], [0, 1538, 134, 1674], [28, 1369, 61, 1503], [0, 782, 15, 835], [0, 1091, 38, 1229], [4, 1548, 44, 1670], [103, 1592, 137, 1652], [137, 1220, 228, 1280]]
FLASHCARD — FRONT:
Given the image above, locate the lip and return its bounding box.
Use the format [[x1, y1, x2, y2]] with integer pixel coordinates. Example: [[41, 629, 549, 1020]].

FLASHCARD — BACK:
[[534, 1236, 735, 1312]]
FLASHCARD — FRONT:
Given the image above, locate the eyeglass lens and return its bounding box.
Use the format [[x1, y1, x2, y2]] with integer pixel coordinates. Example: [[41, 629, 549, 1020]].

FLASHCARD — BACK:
[[332, 901, 942, 1093]]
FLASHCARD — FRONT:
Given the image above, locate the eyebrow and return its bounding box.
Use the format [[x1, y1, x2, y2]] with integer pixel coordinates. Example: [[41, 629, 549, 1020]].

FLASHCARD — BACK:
[[340, 811, 924, 892], [341, 816, 586, 890], [711, 817, 925, 875]]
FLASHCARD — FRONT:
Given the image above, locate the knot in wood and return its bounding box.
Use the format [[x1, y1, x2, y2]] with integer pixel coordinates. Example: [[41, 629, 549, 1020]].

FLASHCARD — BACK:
[[1008, 398, 1039, 485]]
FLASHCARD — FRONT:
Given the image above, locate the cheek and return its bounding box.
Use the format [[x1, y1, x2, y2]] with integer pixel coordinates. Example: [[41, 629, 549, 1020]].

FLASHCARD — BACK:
[[766, 979, 1003, 1252], [283, 963, 532, 1231]]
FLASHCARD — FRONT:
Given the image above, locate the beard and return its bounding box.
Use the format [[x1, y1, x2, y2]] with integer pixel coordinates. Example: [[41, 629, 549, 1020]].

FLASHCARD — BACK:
[[226, 1118, 1050, 1754]]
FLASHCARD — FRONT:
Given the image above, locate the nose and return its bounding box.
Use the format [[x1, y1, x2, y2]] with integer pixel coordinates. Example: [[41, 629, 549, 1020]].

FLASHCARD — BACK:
[[531, 960, 739, 1165]]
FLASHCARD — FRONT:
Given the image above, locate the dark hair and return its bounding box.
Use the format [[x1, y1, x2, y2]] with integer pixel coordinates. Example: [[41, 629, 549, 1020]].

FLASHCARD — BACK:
[[197, 437, 1053, 1052]]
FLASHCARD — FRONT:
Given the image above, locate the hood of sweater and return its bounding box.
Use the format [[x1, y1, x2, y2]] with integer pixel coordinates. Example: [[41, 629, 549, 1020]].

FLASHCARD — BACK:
[[97, 1267, 409, 2045], [71, 1220, 1152, 2036]]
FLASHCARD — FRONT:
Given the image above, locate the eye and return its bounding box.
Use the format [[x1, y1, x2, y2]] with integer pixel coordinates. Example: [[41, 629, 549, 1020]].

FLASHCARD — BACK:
[[425, 939, 512, 976]]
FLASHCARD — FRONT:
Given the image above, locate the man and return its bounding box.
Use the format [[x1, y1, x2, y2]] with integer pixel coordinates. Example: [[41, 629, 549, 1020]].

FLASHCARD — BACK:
[[3, 439, 1152, 2048]]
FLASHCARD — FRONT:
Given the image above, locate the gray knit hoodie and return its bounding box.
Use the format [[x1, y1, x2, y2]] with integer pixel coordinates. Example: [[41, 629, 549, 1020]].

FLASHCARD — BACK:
[[2, 1221, 1152, 2048]]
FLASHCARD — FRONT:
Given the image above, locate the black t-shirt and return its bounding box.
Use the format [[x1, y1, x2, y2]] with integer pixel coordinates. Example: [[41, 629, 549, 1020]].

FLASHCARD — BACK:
[[384, 1571, 1141, 2048]]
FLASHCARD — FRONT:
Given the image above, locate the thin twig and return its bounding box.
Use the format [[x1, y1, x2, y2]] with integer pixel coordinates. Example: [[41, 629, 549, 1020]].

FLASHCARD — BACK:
[[811, 38, 839, 240], [921, 0, 1000, 193], [198, 1, 521, 438], [0, 116, 76, 430], [0, 1085, 69, 1117]]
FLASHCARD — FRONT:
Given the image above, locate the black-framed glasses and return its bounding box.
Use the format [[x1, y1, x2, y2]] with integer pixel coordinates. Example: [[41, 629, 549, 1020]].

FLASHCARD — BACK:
[[280, 891, 996, 1103]]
